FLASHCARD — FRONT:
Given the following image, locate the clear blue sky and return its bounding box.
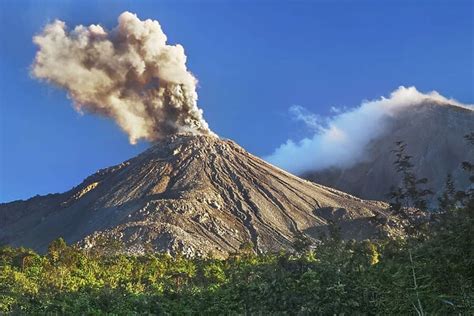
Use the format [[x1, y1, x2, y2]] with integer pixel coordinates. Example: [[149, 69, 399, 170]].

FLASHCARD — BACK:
[[0, 0, 472, 202]]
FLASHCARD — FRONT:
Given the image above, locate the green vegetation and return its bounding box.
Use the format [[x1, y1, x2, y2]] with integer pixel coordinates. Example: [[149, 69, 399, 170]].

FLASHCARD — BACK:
[[1, 137, 472, 314], [1, 202, 472, 314]]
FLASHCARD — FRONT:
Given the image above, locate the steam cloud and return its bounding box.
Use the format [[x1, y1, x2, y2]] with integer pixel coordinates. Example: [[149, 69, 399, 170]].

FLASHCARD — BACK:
[[32, 11, 214, 144], [266, 86, 473, 174]]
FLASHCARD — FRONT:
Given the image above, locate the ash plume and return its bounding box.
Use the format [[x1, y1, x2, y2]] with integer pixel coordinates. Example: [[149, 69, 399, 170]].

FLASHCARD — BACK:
[[266, 86, 473, 174], [32, 11, 214, 144]]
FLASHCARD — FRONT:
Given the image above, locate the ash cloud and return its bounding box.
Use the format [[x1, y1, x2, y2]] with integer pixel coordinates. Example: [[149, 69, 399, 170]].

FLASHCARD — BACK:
[[266, 86, 473, 174], [32, 11, 214, 144]]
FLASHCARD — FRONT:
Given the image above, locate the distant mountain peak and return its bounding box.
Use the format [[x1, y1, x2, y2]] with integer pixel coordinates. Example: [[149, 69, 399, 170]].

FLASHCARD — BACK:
[[305, 101, 473, 205]]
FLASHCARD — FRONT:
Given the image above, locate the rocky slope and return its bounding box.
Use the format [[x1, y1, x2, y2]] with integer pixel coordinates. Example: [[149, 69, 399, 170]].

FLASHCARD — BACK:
[[305, 102, 473, 205], [1, 135, 399, 257]]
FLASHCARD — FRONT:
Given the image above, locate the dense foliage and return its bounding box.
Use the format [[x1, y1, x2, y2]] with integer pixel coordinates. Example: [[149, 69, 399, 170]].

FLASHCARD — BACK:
[[1, 136, 472, 314], [1, 201, 472, 315]]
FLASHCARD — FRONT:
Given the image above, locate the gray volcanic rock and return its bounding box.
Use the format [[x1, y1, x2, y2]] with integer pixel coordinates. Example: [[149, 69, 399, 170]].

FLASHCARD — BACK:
[[305, 102, 473, 205], [1, 135, 399, 257]]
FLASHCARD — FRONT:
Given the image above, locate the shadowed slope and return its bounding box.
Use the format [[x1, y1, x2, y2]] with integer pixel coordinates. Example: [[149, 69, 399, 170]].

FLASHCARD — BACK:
[[305, 103, 473, 204]]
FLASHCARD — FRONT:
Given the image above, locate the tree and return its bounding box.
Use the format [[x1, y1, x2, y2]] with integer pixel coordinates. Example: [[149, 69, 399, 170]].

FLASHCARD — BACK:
[[292, 231, 312, 255], [455, 133, 474, 209], [438, 174, 457, 212], [389, 141, 433, 212], [47, 238, 67, 264], [238, 241, 255, 257], [388, 141, 433, 235]]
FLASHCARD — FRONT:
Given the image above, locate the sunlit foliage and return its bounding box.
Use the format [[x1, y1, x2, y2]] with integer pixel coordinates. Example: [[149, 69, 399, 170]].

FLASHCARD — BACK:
[[1, 203, 472, 315]]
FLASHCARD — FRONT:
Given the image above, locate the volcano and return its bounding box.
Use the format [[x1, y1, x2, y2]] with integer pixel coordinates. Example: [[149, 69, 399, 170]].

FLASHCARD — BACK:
[[1, 135, 399, 257], [304, 102, 473, 205]]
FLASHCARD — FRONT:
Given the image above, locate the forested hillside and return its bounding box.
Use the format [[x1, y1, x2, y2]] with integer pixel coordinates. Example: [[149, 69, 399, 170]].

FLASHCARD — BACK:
[[1, 201, 472, 314]]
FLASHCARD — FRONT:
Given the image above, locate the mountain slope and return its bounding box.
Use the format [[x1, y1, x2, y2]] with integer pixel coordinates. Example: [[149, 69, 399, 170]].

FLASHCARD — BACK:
[[305, 102, 473, 204], [1, 135, 398, 257]]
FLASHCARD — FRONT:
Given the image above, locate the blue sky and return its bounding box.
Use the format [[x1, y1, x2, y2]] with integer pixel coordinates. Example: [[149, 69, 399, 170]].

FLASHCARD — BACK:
[[0, 0, 473, 202]]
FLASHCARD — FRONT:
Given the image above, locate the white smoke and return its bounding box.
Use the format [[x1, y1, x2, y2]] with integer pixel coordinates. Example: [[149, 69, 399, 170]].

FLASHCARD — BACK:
[[266, 86, 473, 174], [32, 11, 214, 144]]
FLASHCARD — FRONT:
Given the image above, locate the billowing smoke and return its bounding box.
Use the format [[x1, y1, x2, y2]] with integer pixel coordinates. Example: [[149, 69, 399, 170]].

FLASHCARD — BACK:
[[266, 86, 473, 174], [32, 11, 214, 144]]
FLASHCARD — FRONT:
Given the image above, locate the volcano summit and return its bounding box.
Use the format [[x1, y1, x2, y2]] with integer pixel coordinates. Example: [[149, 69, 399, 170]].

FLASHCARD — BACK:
[[0, 135, 401, 257], [8, 11, 403, 256]]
